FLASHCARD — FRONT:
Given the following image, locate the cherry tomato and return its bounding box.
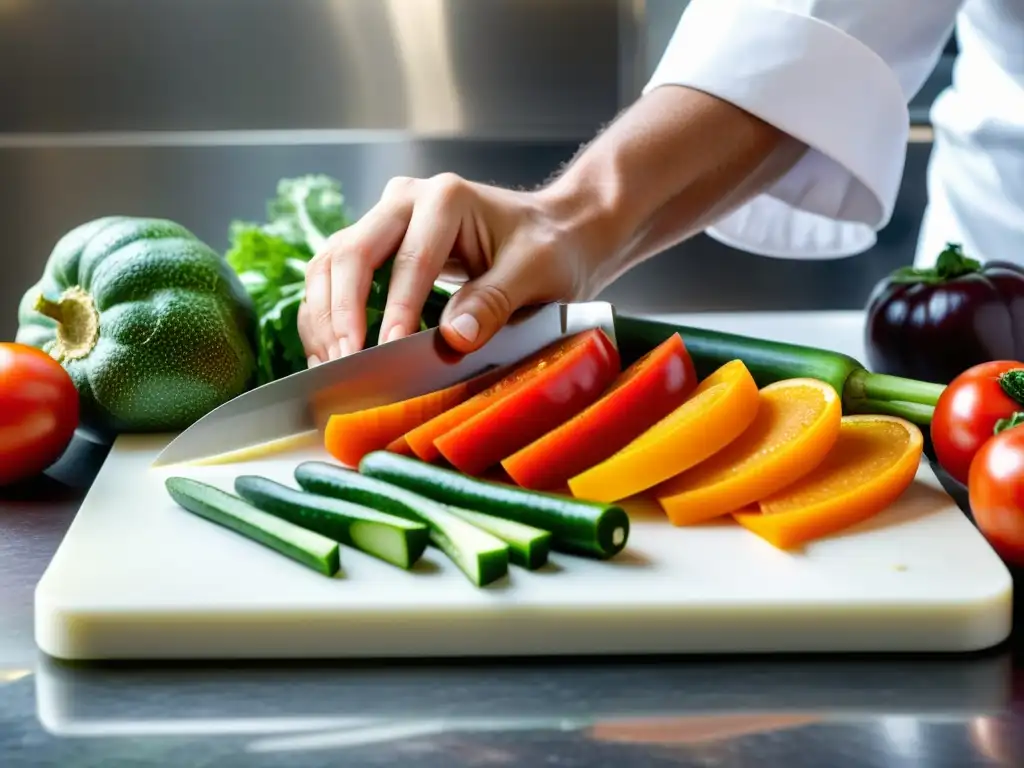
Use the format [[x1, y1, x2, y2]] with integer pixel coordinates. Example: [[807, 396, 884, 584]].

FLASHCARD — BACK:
[[969, 424, 1024, 566], [931, 360, 1024, 485], [0, 343, 79, 486]]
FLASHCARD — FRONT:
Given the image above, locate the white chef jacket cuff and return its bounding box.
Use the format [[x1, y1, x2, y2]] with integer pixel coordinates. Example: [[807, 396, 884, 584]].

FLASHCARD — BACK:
[[644, 0, 910, 260]]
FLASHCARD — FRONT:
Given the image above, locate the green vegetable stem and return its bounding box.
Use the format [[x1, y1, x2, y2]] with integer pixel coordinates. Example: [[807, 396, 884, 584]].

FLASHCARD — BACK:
[[225, 175, 452, 385]]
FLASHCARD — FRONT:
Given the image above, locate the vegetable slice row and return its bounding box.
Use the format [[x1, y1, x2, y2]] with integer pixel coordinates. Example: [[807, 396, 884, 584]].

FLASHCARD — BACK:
[[295, 461, 510, 586], [502, 333, 697, 490], [166, 477, 340, 576], [433, 328, 620, 476], [359, 450, 629, 560], [234, 475, 429, 569], [655, 378, 842, 525], [323, 367, 505, 466], [165, 319, 944, 583], [732, 415, 923, 549], [402, 330, 616, 465], [567, 360, 760, 503], [446, 506, 552, 570]]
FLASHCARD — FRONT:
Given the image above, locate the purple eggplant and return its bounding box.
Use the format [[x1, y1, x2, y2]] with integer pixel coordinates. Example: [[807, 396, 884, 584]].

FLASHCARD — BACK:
[[865, 243, 1024, 385]]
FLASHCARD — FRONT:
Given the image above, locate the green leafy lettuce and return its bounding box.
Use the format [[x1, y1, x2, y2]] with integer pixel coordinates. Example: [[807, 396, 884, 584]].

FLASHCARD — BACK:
[[225, 174, 450, 385]]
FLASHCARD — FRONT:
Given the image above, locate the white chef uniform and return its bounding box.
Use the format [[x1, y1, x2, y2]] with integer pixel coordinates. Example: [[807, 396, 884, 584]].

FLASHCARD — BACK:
[[645, 0, 1024, 268]]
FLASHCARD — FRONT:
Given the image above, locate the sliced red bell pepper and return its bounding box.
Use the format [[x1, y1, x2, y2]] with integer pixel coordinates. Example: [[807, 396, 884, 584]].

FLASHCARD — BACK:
[[322, 367, 503, 466], [403, 330, 609, 463], [501, 333, 697, 489], [432, 328, 621, 475]]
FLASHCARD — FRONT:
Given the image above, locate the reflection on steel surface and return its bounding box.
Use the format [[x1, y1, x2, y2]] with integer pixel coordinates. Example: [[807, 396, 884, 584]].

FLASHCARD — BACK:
[[246, 719, 590, 754], [970, 715, 1020, 765], [382, 0, 464, 134], [589, 714, 822, 745], [0, 0, 936, 342], [0, 0, 635, 136]]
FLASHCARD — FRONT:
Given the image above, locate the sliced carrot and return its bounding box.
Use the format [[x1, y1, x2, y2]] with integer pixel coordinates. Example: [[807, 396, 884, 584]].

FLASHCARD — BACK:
[[655, 378, 842, 525], [732, 415, 923, 549], [501, 333, 698, 490], [322, 367, 503, 467], [567, 360, 760, 503], [403, 331, 614, 464]]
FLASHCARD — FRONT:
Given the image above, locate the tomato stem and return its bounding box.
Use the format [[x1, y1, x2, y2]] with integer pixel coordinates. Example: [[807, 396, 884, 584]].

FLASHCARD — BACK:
[[999, 370, 1024, 407], [995, 412, 1024, 434]]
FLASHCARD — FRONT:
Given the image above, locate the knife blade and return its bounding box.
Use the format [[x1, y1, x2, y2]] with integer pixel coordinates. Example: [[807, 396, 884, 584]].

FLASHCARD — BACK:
[[152, 301, 616, 467]]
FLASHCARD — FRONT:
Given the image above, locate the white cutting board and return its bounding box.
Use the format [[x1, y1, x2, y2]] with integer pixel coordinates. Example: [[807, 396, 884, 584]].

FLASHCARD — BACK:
[[34, 311, 1014, 660]]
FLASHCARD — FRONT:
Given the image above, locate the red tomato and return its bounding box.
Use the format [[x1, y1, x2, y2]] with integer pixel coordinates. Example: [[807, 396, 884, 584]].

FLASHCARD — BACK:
[[0, 343, 79, 486], [501, 333, 698, 490], [433, 329, 621, 476], [969, 424, 1024, 566], [931, 360, 1024, 485]]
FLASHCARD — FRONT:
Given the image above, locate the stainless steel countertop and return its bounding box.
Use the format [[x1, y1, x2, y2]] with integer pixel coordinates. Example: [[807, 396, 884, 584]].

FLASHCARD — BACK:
[[3, 398, 1024, 766]]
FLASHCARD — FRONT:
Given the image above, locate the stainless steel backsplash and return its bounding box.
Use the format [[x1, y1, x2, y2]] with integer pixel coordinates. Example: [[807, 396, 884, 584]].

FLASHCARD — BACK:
[[1, 0, 943, 342]]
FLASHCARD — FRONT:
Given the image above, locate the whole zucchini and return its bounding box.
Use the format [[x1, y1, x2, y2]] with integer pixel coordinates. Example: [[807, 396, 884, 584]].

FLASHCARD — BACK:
[[16, 216, 257, 434], [614, 315, 946, 425]]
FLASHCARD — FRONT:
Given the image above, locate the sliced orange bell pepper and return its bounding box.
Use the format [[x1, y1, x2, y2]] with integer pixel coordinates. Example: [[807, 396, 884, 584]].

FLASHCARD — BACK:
[[322, 367, 503, 467], [655, 378, 841, 525], [733, 415, 923, 549], [567, 360, 760, 503]]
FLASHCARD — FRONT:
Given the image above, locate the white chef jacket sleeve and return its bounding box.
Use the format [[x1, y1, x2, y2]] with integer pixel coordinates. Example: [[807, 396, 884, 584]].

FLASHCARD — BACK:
[[644, 0, 963, 259]]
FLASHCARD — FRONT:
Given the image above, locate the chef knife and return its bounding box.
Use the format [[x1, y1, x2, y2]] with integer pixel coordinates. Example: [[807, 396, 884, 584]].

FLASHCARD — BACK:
[[152, 301, 617, 467]]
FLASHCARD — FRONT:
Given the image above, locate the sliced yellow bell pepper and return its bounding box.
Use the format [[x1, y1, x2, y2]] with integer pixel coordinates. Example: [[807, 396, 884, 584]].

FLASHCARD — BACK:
[[567, 360, 760, 503]]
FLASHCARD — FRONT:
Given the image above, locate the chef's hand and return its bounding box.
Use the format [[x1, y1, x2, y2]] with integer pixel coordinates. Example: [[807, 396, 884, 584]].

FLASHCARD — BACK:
[[298, 87, 800, 366], [297, 175, 594, 365]]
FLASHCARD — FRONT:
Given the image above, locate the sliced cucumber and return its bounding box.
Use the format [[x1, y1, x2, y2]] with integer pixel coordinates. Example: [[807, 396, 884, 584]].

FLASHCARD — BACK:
[[294, 462, 509, 587], [358, 451, 629, 559], [234, 475, 429, 569], [446, 506, 551, 570], [166, 477, 340, 576]]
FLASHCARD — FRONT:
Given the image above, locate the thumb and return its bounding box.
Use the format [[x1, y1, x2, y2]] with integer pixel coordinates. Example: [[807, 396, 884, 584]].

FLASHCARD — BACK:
[[439, 255, 539, 353]]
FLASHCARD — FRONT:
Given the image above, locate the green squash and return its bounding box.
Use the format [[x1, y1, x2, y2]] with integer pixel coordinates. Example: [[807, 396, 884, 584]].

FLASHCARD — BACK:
[[16, 216, 258, 435]]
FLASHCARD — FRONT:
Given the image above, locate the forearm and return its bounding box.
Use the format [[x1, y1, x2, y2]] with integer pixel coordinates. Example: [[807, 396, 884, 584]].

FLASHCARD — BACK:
[[541, 85, 806, 291]]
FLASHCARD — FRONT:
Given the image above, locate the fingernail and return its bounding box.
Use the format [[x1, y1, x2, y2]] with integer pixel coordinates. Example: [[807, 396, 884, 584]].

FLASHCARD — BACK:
[[307, 355, 321, 368], [328, 343, 341, 361], [338, 338, 353, 358], [449, 313, 479, 343], [385, 325, 404, 343]]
